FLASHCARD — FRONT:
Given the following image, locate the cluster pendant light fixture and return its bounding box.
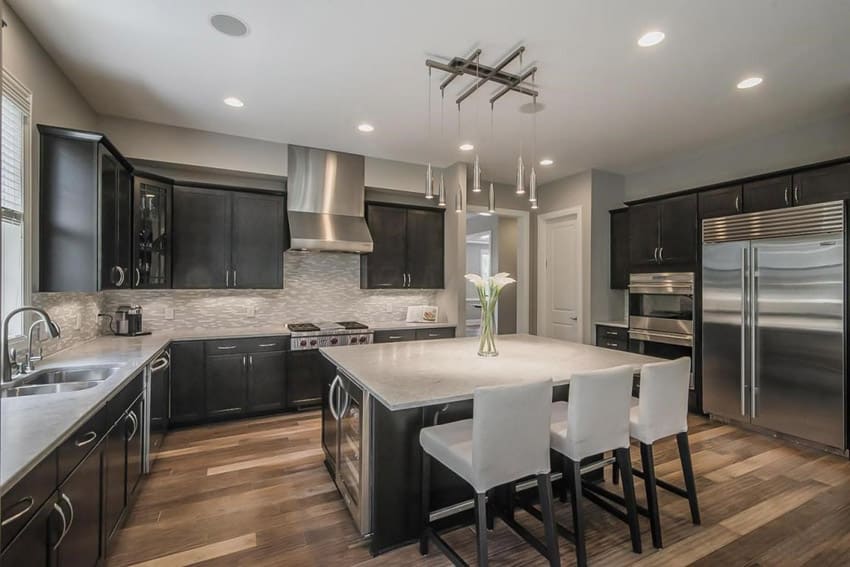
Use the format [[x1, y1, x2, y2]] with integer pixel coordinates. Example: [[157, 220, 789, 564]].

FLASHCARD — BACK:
[[424, 45, 542, 212]]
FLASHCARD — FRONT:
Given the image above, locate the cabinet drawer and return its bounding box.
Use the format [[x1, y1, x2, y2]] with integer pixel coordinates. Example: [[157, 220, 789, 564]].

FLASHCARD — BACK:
[[107, 373, 144, 424], [415, 327, 455, 341], [596, 325, 627, 343], [58, 406, 107, 482], [205, 336, 288, 355], [598, 338, 628, 352], [1, 452, 57, 550], [373, 329, 417, 343]]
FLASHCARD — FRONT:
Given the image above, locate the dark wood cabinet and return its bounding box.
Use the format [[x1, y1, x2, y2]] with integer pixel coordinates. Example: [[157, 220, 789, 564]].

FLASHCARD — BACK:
[[169, 341, 205, 425], [38, 125, 133, 291], [56, 443, 103, 567], [248, 350, 287, 412], [231, 192, 285, 289], [609, 208, 629, 289], [1, 451, 57, 549], [657, 194, 697, 267], [595, 325, 628, 351], [361, 203, 444, 289], [172, 186, 231, 289], [286, 350, 325, 409], [205, 353, 248, 419], [628, 194, 697, 271], [172, 186, 285, 289], [793, 163, 850, 206], [698, 184, 742, 219], [415, 327, 456, 340], [1, 494, 58, 567], [373, 329, 417, 343], [743, 175, 792, 213], [103, 417, 126, 541], [126, 395, 144, 498], [133, 176, 172, 288], [406, 208, 445, 289]]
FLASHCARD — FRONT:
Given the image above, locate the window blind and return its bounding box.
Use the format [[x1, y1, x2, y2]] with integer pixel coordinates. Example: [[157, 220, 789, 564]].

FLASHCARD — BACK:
[[1, 70, 30, 223]]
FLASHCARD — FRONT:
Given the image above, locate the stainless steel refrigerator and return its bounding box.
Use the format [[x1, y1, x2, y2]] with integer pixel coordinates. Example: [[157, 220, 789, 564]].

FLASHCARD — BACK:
[[702, 201, 846, 450]]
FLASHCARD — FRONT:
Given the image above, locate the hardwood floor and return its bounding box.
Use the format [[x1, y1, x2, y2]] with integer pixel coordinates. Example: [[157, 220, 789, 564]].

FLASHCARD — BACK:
[[107, 412, 850, 566]]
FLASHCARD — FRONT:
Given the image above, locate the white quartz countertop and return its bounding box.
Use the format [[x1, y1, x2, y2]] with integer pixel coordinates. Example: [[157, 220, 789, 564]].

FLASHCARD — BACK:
[[594, 320, 629, 329], [320, 334, 661, 411], [1, 320, 434, 493], [368, 321, 456, 331]]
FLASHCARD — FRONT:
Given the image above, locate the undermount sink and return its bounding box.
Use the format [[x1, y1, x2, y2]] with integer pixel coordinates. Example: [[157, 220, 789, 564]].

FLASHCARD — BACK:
[[2, 381, 101, 397], [20, 366, 121, 386]]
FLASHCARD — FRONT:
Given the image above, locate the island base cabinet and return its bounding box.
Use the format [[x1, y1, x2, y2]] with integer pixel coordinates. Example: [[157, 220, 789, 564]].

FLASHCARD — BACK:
[[287, 350, 325, 409]]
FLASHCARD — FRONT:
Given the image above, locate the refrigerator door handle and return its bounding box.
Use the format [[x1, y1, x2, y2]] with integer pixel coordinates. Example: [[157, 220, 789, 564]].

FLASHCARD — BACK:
[[750, 248, 759, 418], [741, 247, 748, 417]]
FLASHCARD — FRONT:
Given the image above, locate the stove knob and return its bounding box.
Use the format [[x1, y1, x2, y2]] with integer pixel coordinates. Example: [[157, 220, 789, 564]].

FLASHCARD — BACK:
[[359, 336, 367, 344], [299, 340, 307, 347], [310, 339, 318, 347], [350, 337, 358, 344], [330, 337, 339, 345]]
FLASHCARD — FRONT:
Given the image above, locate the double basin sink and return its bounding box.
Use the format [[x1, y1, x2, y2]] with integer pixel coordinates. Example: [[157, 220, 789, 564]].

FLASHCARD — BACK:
[[2, 365, 123, 397]]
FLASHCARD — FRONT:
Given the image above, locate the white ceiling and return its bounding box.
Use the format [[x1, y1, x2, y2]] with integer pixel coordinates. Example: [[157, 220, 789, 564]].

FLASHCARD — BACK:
[[11, 0, 850, 183]]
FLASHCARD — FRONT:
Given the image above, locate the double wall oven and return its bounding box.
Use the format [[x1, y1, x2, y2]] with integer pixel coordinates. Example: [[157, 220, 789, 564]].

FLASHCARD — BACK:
[[628, 272, 695, 387]]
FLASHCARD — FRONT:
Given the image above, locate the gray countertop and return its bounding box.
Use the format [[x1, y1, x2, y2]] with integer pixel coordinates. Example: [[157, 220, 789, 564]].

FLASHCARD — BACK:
[[320, 334, 661, 411], [594, 320, 629, 329], [1, 320, 447, 494]]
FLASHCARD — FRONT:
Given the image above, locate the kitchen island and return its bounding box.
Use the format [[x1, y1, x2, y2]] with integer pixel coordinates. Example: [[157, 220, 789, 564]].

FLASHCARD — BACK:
[[319, 334, 661, 555]]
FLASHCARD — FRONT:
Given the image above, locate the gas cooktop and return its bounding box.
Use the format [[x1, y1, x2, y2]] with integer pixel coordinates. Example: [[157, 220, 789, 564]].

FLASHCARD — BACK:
[[287, 321, 373, 350], [287, 321, 370, 334]]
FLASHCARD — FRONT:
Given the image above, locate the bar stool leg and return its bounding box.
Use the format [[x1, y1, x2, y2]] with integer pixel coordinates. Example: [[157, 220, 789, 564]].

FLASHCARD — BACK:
[[612, 454, 620, 485], [677, 432, 701, 525], [560, 455, 569, 503], [639, 442, 663, 549], [536, 473, 561, 567], [567, 459, 587, 567], [615, 448, 642, 554], [486, 489, 495, 530], [420, 452, 430, 555], [474, 492, 489, 567]]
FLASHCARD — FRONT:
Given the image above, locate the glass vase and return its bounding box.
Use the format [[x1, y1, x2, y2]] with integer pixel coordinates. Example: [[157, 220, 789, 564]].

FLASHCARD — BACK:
[[478, 300, 498, 357]]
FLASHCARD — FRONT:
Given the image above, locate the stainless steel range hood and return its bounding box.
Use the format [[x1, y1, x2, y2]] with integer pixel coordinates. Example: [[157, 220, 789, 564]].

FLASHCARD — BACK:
[[287, 145, 373, 253]]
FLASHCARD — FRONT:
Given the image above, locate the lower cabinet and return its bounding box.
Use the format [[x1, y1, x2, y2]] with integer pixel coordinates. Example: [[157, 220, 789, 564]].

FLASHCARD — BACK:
[[169, 341, 205, 425], [286, 350, 326, 409], [1, 492, 58, 567], [595, 325, 629, 352], [56, 442, 103, 567], [205, 352, 249, 419], [248, 351, 287, 412], [126, 395, 144, 498], [103, 419, 127, 541], [373, 326, 456, 344]]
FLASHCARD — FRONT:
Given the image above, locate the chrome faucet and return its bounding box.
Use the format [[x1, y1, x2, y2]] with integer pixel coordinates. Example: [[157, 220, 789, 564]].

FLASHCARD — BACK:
[[2, 307, 61, 383]]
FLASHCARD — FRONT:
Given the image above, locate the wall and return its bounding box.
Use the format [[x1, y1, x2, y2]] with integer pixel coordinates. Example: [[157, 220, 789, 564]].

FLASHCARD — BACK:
[[590, 170, 627, 325], [436, 162, 467, 334], [624, 111, 850, 201], [467, 179, 532, 212], [496, 216, 518, 334]]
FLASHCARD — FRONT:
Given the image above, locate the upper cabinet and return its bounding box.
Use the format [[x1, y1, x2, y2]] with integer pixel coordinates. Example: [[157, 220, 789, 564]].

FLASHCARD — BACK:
[[133, 176, 172, 288], [172, 186, 285, 289], [609, 208, 629, 289], [629, 194, 697, 272], [698, 185, 742, 219], [742, 175, 793, 213], [361, 203, 445, 289], [38, 125, 133, 292], [793, 163, 850, 206]]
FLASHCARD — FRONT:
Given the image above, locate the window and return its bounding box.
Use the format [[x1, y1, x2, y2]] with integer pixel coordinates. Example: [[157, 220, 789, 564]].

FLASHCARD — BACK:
[[1, 71, 32, 340]]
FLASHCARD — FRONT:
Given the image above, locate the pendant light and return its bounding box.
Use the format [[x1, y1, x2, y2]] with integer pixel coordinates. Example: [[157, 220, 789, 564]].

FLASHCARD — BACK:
[[529, 166, 538, 204], [529, 91, 539, 209], [515, 155, 525, 195], [472, 154, 482, 192], [438, 173, 446, 207], [455, 182, 463, 212], [425, 163, 434, 199], [488, 182, 496, 213]]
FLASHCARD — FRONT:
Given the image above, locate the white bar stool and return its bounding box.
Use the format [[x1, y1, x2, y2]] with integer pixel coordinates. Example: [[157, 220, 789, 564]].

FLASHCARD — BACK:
[[613, 357, 700, 548], [419, 379, 560, 567], [548, 365, 642, 567]]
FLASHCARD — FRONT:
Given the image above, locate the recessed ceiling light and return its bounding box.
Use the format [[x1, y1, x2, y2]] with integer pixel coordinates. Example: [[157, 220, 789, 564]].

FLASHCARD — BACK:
[[638, 30, 665, 47], [210, 14, 249, 37], [737, 76, 763, 89], [478, 212, 492, 217], [539, 158, 554, 166], [223, 96, 244, 108], [357, 123, 375, 133], [459, 143, 475, 151]]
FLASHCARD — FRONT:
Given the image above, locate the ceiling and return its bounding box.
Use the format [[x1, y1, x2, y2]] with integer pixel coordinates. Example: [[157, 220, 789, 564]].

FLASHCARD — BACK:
[[11, 0, 850, 183]]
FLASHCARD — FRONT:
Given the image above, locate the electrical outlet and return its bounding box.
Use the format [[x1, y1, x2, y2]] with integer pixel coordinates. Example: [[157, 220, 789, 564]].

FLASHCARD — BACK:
[[247, 305, 256, 318], [164, 308, 174, 320], [74, 314, 82, 330]]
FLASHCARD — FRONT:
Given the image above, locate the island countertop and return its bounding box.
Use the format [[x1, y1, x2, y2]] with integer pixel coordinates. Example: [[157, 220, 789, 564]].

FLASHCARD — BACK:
[[320, 334, 662, 411]]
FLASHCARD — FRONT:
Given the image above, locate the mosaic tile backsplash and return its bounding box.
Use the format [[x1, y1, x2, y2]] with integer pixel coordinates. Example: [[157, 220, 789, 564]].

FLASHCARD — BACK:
[[33, 252, 438, 355]]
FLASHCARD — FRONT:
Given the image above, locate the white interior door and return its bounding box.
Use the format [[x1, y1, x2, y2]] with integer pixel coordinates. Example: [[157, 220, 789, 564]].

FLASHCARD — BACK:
[[541, 213, 580, 342]]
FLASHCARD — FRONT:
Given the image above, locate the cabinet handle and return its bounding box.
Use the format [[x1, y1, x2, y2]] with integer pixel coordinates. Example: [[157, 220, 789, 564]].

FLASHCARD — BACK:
[[243, 354, 247, 370], [233, 269, 238, 287], [376, 283, 393, 287], [388, 335, 403, 340], [784, 187, 790, 206], [217, 345, 237, 350], [734, 195, 740, 213], [126, 411, 139, 441], [135, 267, 141, 287], [52, 502, 68, 549], [226, 269, 230, 287], [606, 342, 619, 348], [257, 343, 277, 348], [652, 247, 659, 263], [658, 247, 664, 262], [249, 355, 253, 370], [794, 185, 800, 203], [427, 333, 441, 337], [606, 330, 619, 336], [150, 355, 169, 371], [1, 496, 34, 526], [60, 493, 75, 532], [74, 431, 97, 447]]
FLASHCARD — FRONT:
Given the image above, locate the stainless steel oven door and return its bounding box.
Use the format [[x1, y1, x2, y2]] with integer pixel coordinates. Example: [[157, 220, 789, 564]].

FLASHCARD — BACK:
[[628, 329, 695, 389], [336, 374, 372, 536]]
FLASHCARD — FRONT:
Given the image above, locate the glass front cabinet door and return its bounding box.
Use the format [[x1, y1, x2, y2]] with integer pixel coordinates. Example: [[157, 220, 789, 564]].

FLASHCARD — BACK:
[[133, 176, 172, 288]]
